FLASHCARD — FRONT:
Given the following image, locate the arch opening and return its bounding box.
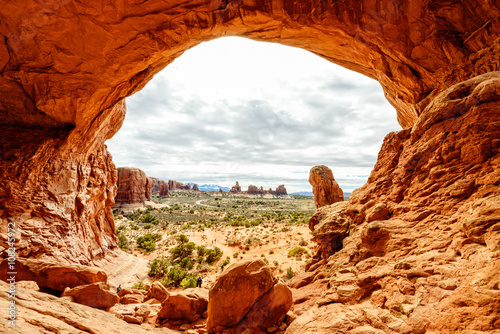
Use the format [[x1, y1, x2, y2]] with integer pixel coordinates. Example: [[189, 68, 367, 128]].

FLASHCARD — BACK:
[[107, 37, 401, 195]]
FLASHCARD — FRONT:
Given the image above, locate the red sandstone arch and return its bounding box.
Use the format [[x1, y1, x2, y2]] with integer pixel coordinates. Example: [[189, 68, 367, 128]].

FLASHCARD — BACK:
[[0, 1, 499, 263]]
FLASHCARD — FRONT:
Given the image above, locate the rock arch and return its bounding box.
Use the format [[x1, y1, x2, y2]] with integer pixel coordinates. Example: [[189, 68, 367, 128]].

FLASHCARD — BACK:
[[0, 1, 499, 263]]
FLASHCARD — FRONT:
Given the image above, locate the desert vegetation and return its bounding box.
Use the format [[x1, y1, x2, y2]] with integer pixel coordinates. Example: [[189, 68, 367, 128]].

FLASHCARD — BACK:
[[114, 191, 316, 289]]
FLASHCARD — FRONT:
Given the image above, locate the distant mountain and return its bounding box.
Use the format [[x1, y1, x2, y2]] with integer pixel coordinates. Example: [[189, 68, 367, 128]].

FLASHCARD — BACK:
[[290, 191, 314, 196], [197, 184, 231, 192]]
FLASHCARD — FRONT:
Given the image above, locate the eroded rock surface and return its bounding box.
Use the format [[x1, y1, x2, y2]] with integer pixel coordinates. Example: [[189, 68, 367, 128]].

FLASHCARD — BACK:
[[295, 73, 500, 333], [158, 288, 209, 323], [207, 259, 292, 333], [115, 167, 152, 204], [0, 258, 107, 292], [0, 280, 173, 334], [309, 165, 344, 208]]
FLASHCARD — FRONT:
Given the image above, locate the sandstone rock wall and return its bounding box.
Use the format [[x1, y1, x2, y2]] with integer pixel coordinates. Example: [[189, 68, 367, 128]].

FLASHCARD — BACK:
[[0, 0, 498, 268], [293, 73, 500, 333], [114, 167, 152, 204]]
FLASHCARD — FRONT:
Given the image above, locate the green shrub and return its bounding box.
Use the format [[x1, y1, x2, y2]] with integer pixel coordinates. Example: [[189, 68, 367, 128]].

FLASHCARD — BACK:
[[196, 245, 206, 257], [222, 256, 230, 267], [164, 267, 187, 286], [269, 250, 274, 255], [233, 252, 239, 258], [205, 247, 223, 263], [286, 267, 294, 280], [133, 281, 147, 290], [177, 234, 189, 244], [288, 247, 307, 257], [179, 257, 194, 269], [299, 239, 308, 246], [136, 233, 162, 252], [118, 233, 129, 251], [148, 258, 170, 276], [140, 213, 158, 225], [170, 242, 195, 261], [180, 275, 197, 289]]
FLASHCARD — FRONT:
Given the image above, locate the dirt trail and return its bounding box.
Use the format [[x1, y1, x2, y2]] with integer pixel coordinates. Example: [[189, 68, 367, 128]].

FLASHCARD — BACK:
[[99, 250, 150, 288]]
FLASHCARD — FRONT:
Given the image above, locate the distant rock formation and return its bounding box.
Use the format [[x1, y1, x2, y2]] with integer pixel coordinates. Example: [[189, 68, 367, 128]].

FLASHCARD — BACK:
[[309, 165, 344, 208], [230, 181, 242, 193], [247, 184, 287, 195], [168, 180, 191, 190], [158, 180, 169, 197], [192, 184, 199, 191], [150, 177, 169, 197], [115, 167, 152, 204]]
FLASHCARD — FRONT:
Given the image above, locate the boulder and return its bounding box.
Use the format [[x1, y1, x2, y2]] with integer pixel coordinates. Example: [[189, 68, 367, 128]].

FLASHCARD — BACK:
[[309, 165, 344, 208], [146, 281, 170, 303], [62, 282, 119, 310], [207, 259, 274, 331], [114, 167, 151, 204], [238, 280, 293, 332], [0, 258, 107, 292], [120, 293, 144, 304], [158, 288, 208, 323]]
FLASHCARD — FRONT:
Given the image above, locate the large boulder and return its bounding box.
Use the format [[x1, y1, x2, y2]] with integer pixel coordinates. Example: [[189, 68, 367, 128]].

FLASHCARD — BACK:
[[207, 259, 292, 333], [207, 259, 274, 331], [239, 280, 293, 332], [0, 259, 107, 292], [146, 281, 170, 303], [309, 165, 344, 208], [114, 167, 151, 204], [158, 288, 208, 323], [62, 282, 119, 310]]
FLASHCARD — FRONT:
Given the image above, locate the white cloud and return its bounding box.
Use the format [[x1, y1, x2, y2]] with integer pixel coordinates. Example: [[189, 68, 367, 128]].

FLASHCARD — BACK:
[[106, 37, 401, 193]]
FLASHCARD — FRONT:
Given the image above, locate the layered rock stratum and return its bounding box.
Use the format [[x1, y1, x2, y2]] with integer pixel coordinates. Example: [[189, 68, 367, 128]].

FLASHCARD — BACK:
[[0, 0, 498, 332]]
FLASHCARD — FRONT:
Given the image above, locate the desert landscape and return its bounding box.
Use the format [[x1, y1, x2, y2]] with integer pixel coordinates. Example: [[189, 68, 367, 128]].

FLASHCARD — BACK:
[[1, 1, 500, 334]]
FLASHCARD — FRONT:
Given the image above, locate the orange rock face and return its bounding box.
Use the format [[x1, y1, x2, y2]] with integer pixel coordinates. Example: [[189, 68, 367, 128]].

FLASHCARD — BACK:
[[309, 165, 344, 208], [0, 0, 498, 265], [158, 288, 209, 323], [207, 259, 292, 333], [115, 167, 152, 204], [62, 282, 119, 310], [0, 2, 499, 331], [294, 73, 500, 333], [0, 258, 107, 292]]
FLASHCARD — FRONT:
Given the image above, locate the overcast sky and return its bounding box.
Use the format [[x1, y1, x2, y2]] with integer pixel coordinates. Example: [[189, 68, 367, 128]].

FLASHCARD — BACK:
[[106, 37, 401, 193]]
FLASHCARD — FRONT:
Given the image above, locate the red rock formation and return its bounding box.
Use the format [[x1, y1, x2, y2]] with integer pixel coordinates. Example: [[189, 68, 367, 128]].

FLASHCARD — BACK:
[[114, 167, 152, 204], [158, 180, 169, 197], [146, 281, 170, 303], [0, 258, 107, 292], [247, 184, 263, 194], [207, 259, 292, 333], [230, 181, 242, 193], [309, 165, 344, 208], [150, 177, 161, 193], [62, 282, 119, 310], [158, 289, 208, 323], [192, 184, 200, 191], [0, 0, 497, 266], [0, 281, 168, 334], [274, 184, 288, 195], [0, 2, 498, 331], [294, 73, 500, 333], [168, 180, 176, 190]]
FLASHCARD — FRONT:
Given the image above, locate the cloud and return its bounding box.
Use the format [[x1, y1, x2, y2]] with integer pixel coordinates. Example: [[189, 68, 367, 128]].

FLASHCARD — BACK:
[[106, 37, 400, 193]]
